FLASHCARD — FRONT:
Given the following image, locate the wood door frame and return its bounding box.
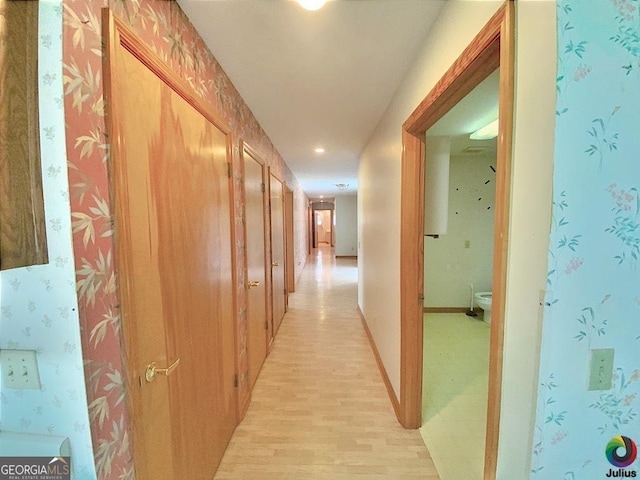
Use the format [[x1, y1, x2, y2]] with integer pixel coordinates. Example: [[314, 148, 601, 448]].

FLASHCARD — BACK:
[[0, 0, 48, 270], [284, 186, 295, 296], [307, 202, 313, 255], [268, 168, 286, 335], [312, 208, 334, 248], [239, 140, 270, 416], [399, 3, 514, 479], [103, 9, 240, 473]]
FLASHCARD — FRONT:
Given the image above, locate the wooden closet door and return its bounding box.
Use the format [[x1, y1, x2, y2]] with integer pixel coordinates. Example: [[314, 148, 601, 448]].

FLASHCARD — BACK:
[[243, 147, 268, 388], [105, 13, 237, 479], [270, 173, 286, 334]]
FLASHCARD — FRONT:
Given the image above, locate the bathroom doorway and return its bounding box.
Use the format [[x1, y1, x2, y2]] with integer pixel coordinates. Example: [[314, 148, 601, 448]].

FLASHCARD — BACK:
[[398, 4, 515, 480], [314, 210, 333, 247], [310, 199, 335, 250], [421, 69, 499, 479]]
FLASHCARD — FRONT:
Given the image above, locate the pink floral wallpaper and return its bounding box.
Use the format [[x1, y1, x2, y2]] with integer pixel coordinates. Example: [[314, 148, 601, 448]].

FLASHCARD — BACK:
[[62, 0, 307, 477]]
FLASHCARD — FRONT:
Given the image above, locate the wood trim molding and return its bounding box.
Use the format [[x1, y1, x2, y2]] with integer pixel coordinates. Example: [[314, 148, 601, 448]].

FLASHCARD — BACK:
[[399, 129, 425, 429], [227, 131, 241, 426], [238, 139, 250, 419], [403, 5, 503, 135], [110, 11, 230, 137], [485, 3, 515, 477], [423, 307, 469, 314], [358, 307, 401, 420], [284, 186, 295, 294], [241, 141, 267, 169], [268, 167, 286, 185], [399, 3, 514, 480], [0, 0, 48, 270], [335, 255, 358, 259], [266, 166, 275, 350]]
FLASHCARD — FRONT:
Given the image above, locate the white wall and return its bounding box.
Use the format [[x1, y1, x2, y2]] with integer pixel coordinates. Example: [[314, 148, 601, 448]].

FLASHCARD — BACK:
[[358, 0, 503, 403], [293, 188, 309, 284], [335, 196, 358, 256], [499, 2, 556, 478], [424, 153, 496, 307], [358, 1, 556, 478]]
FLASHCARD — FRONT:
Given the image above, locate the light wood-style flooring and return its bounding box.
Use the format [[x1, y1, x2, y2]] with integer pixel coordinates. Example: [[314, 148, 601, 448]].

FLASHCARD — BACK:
[[214, 247, 439, 479]]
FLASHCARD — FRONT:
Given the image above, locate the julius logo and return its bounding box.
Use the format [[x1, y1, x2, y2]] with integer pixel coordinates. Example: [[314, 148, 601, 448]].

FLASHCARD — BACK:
[[606, 436, 638, 478]]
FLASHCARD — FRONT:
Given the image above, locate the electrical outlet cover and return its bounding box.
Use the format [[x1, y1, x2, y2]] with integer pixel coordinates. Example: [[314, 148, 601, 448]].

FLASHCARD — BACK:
[[0, 349, 42, 390]]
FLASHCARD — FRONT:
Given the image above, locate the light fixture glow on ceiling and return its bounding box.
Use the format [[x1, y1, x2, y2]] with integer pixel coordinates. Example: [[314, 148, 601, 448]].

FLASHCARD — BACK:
[[470, 119, 499, 140], [335, 183, 349, 191], [314, 147, 325, 154], [297, 0, 327, 11]]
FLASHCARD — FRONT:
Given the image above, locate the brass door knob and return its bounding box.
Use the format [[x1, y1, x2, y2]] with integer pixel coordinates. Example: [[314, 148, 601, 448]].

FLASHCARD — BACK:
[[247, 280, 260, 288], [145, 358, 180, 383], [272, 262, 279, 267]]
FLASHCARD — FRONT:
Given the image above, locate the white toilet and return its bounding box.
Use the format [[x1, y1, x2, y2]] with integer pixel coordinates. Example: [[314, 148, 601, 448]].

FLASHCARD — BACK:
[[474, 292, 492, 324]]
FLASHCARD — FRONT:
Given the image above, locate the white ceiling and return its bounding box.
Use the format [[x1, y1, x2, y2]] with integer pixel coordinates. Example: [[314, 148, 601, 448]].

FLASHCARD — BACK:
[[177, 0, 446, 198], [428, 68, 500, 156]]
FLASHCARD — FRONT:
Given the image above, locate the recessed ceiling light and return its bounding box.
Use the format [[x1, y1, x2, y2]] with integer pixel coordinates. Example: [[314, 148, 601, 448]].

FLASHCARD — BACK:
[[314, 147, 325, 154], [297, 0, 327, 11], [470, 119, 499, 140]]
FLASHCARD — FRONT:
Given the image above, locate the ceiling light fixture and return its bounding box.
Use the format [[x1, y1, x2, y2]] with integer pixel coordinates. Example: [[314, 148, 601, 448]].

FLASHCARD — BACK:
[[336, 183, 349, 191], [314, 147, 325, 154], [470, 119, 499, 140], [297, 0, 327, 11]]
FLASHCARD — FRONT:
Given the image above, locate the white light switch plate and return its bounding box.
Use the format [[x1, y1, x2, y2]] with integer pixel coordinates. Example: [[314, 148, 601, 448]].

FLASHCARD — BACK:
[[588, 348, 614, 391], [0, 349, 42, 390]]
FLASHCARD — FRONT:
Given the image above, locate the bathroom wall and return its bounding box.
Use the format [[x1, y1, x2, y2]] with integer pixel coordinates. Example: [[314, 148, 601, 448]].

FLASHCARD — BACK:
[[424, 152, 496, 307], [0, 2, 96, 478], [531, 0, 640, 477], [335, 196, 358, 257]]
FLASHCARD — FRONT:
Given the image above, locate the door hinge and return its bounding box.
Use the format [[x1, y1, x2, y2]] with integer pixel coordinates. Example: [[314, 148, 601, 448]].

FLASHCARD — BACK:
[[261, 182, 266, 192], [418, 294, 425, 301], [233, 374, 239, 388], [227, 162, 232, 178]]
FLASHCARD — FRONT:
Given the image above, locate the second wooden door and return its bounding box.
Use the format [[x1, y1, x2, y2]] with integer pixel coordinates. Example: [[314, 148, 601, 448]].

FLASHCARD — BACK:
[[270, 172, 286, 334], [243, 145, 268, 388]]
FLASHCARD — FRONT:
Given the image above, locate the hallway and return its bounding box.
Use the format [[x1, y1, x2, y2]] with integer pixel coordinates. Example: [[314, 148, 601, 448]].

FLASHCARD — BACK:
[[214, 248, 439, 479]]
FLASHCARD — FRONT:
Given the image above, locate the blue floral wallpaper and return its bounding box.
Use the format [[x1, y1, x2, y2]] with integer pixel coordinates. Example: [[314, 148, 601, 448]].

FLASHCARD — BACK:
[[532, 0, 640, 478], [0, 2, 96, 479]]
